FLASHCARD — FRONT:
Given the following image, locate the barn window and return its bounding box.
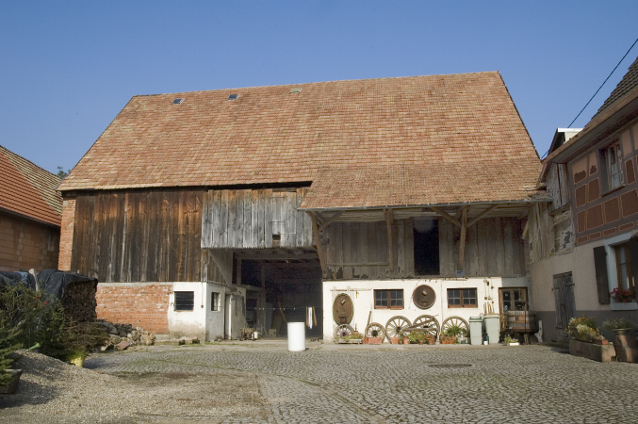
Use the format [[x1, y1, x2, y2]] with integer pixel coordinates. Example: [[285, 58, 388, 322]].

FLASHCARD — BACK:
[[174, 291, 194, 311], [211, 292, 221, 311], [414, 219, 439, 276], [447, 288, 477, 308], [374, 289, 403, 309]]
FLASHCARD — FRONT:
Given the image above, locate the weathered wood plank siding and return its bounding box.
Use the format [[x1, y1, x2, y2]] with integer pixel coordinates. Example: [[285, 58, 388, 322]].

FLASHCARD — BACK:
[[322, 217, 527, 280], [70, 190, 229, 283], [202, 188, 312, 249]]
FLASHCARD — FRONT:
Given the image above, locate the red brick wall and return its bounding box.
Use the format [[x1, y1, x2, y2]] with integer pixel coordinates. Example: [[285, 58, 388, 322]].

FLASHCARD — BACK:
[[58, 198, 76, 271], [96, 283, 172, 334]]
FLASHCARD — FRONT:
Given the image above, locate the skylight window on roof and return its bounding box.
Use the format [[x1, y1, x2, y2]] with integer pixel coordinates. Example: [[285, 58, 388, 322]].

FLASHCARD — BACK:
[[228, 94, 239, 100], [172, 98, 184, 105], [290, 88, 301, 94]]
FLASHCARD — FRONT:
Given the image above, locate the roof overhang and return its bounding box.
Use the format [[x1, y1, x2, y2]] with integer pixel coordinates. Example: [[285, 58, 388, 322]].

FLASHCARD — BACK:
[[539, 86, 638, 184]]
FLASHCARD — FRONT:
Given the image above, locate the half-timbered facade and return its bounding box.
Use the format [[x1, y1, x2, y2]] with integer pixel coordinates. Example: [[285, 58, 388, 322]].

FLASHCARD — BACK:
[[530, 56, 638, 342], [58, 72, 545, 341]]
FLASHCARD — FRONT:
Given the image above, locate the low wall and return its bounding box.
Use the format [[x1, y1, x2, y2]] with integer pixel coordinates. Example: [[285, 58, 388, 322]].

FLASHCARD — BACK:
[[96, 283, 172, 335], [569, 339, 616, 362]]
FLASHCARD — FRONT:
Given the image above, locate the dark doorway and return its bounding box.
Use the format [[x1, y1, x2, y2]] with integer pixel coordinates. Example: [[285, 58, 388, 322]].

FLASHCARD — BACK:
[[414, 219, 439, 276]]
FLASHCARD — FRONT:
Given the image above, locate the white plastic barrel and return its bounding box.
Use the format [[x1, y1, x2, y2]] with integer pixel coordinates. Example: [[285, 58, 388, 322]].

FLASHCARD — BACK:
[[287, 322, 306, 352]]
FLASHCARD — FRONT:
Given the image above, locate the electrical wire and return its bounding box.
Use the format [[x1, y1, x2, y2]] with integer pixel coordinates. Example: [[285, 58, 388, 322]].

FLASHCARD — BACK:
[[568, 37, 638, 127]]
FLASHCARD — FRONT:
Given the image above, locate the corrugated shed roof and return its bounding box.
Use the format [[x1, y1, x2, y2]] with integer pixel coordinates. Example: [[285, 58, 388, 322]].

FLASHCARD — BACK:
[[0, 145, 62, 226], [59, 72, 541, 209], [593, 55, 638, 120]]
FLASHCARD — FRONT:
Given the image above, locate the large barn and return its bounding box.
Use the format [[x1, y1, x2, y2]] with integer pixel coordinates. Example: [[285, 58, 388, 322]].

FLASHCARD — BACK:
[[58, 72, 546, 341]]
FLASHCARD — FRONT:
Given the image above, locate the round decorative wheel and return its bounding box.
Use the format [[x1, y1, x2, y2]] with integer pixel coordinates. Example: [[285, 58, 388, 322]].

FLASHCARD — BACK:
[[413, 315, 440, 337], [412, 285, 436, 309], [441, 316, 470, 336], [334, 324, 354, 339], [385, 316, 412, 341], [365, 322, 386, 340]]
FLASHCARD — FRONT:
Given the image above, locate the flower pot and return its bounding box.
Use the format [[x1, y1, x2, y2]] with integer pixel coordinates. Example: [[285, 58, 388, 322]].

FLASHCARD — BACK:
[[0, 369, 22, 394], [612, 328, 632, 336], [364, 336, 383, 345], [391, 337, 399, 345], [403, 338, 410, 345], [70, 357, 84, 367], [593, 339, 609, 345], [419, 340, 424, 345]]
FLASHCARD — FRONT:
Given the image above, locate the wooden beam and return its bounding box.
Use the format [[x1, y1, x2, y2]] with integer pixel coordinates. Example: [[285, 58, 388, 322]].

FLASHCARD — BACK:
[[385, 209, 394, 272], [235, 252, 319, 261], [458, 207, 469, 271], [318, 211, 344, 232], [431, 206, 462, 228], [467, 204, 499, 228], [309, 212, 327, 274]]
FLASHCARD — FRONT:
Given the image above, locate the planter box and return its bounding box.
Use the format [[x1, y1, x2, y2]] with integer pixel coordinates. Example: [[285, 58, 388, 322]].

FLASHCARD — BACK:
[[505, 342, 520, 346], [569, 339, 616, 362], [610, 301, 638, 311], [0, 369, 22, 394], [593, 339, 609, 345], [349, 339, 363, 344], [363, 337, 383, 345]]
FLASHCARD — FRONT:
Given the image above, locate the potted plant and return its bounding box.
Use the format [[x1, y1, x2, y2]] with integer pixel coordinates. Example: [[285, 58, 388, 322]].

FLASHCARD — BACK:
[[348, 331, 363, 344], [503, 335, 519, 346], [610, 288, 635, 303], [591, 334, 608, 345], [425, 334, 436, 345], [442, 325, 467, 344], [68, 346, 88, 367], [602, 318, 637, 335], [566, 315, 599, 341]]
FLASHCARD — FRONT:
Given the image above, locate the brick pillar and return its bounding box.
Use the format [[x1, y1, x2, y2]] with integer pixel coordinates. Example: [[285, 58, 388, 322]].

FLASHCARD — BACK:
[[58, 197, 76, 271]]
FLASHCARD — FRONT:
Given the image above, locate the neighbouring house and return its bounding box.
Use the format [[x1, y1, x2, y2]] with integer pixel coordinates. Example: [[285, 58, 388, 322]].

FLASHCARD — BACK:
[[57, 72, 546, 341], [529, 55, 638, 342], [0, 145, 62, 273]]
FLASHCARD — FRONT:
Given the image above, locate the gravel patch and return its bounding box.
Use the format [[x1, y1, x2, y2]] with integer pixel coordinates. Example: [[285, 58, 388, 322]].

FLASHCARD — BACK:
[[0, 350, 269, 424]]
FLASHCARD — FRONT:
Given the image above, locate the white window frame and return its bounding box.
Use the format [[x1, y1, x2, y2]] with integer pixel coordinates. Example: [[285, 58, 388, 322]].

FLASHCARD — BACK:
[[605, 142, 624, 191], [605, 232, 634, 296]]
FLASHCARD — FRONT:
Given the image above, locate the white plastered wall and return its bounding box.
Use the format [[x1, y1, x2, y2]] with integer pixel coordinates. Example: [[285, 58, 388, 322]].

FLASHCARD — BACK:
[[167, 282, 246, 341], [322, 277, 530, 341]]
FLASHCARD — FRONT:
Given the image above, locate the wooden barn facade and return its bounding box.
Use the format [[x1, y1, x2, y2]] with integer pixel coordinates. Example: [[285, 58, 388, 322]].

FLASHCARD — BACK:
[[58, 72, 545, 341]]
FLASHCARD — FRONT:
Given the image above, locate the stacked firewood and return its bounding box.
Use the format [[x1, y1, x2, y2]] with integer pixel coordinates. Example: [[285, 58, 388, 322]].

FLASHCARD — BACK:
[[60, 281, 98, 323]]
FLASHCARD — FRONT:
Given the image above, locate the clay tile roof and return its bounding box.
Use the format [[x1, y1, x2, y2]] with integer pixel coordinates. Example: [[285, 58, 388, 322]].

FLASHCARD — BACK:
[[593, 55, 638, 120], [0, 145, 62, 226], [59, 72, 541, 209]]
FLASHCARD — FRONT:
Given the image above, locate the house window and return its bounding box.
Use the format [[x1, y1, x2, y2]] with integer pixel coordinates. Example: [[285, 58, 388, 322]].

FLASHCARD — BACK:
[[374, 289, 403, 309], [447, 288, 477, 308], [414, 219, 439, 275], [604, 142, 624, 190], [614, 243, 634, 294], [174, 291, 194, 311], [211, 292, 221, 311]]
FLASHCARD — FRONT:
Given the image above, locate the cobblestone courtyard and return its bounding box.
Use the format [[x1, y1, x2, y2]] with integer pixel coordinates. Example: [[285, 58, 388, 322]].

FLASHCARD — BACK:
[[3, 342, 638, 423]]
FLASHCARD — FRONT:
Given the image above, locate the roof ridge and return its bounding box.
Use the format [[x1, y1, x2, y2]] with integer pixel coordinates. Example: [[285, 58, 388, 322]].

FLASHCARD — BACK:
[[133, 71, 501, 98]]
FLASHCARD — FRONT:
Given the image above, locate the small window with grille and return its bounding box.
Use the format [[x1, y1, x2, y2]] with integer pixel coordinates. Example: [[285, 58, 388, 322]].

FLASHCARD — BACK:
[[174, 291, 194, 311]]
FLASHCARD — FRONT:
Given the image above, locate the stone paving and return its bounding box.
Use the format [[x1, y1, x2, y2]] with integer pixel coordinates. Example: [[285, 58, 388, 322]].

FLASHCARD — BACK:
[[86, 342, 638, 423]]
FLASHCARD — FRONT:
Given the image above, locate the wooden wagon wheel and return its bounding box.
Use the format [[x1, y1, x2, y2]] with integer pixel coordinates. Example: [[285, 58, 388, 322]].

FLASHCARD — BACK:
[[334, 324, 354, 339], [413, 315, 440, 337], [364, 322, 386, 340], [441, 316, 470, 336], [385, 316, 412, 341]]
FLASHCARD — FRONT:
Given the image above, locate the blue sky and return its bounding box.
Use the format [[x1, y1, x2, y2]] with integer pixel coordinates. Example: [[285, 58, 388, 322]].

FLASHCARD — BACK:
[[1, 1, 637, 175]]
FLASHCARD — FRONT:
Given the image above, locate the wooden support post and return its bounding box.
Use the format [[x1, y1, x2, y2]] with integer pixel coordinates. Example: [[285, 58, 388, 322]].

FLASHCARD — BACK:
[[385, 209, 394, 273], [431, 206, 462, 228], [319, 211, 344, 232], [458, 207, 468, 271], [309, 212, 327, 274]]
